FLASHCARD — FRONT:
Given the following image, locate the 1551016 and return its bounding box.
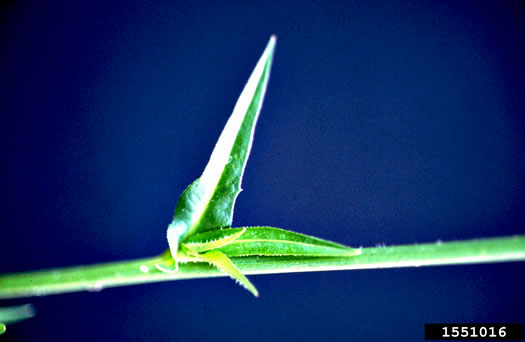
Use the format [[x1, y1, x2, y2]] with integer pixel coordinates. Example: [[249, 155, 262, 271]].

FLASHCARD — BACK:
[[425, 323, 523, 340]]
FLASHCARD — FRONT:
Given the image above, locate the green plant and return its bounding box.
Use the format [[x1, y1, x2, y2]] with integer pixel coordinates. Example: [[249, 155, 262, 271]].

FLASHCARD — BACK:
[[0, 305, 35, 334], [1, 35, 524, 334]]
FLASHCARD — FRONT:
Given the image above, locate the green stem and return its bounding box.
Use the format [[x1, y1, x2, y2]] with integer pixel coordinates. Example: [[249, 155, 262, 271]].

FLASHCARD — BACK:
[[1, 235, 524, 299]]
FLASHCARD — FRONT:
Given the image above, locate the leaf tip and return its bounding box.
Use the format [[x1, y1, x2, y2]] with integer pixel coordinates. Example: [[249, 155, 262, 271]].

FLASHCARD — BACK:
[[269, 34, 277, 47]]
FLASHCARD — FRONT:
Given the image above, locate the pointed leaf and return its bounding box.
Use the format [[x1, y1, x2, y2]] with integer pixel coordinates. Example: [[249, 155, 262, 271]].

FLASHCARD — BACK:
[[184, 227, 362, 257], [166, 36, 276, 258], [199, 250, 259, 297], [184, 228, 246, 253]]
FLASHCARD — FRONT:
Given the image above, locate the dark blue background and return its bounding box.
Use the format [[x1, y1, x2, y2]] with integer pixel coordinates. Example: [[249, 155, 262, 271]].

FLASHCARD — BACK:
[[1, 1, 524, 341]]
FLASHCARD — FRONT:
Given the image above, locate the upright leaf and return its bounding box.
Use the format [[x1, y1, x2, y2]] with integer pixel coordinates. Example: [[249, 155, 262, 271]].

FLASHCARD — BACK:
[[166, 36, 277, 259]]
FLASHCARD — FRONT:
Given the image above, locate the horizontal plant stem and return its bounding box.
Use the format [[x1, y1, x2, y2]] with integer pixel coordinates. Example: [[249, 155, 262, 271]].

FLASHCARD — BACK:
[[1, 235, 524, 299]]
